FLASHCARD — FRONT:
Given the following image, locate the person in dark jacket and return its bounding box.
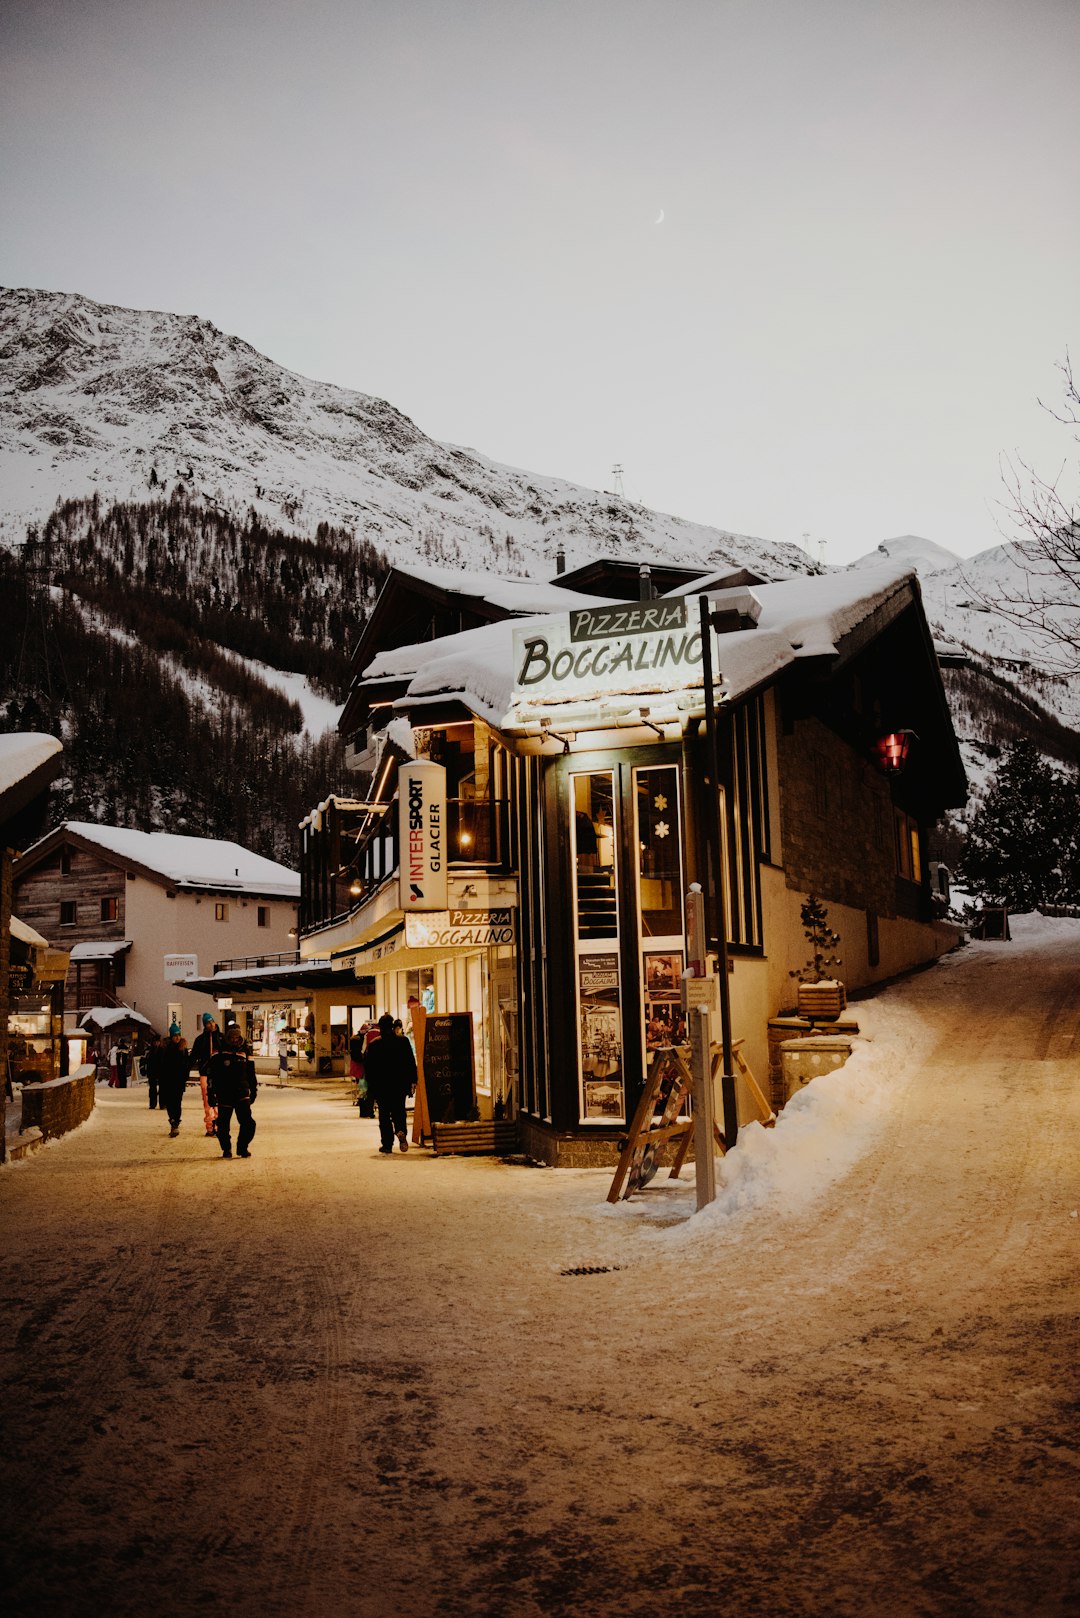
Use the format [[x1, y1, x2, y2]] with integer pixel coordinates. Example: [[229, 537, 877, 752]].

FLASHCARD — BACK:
[[364, 1013, 416, 1154], [190, 1013, 221, 1137], [206, 1023, 258, 1159], [145, 1034, 166, 1110], [160, 1032, 191, 1136]]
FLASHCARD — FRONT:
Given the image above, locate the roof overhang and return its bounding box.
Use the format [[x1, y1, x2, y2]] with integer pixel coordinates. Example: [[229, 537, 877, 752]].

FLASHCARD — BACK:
[[69, 939, 133, 962]]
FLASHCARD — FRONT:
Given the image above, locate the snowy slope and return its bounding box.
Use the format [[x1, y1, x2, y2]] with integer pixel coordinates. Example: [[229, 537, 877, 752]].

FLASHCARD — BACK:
[[0, 286, 811, 582], [849, 533, 963, 577]]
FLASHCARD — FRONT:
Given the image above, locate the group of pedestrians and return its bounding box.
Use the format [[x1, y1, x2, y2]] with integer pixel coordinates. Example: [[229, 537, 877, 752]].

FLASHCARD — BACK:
[[143, 1013, 257, 1159], [140, 1008, 415, 1162]]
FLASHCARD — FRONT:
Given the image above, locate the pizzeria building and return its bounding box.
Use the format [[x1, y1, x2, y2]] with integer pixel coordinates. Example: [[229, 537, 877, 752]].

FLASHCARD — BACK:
[[299, 559, 965, 1164]]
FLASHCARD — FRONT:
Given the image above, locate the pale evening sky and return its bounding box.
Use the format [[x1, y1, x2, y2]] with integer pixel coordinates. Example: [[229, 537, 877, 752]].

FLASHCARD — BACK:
[[1, 0, 1077, 565]]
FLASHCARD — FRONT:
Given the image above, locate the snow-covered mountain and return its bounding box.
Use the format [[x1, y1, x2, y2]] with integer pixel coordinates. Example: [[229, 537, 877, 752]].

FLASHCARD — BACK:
[[0, 286, 812, 581], [850, 533, 964, 578]]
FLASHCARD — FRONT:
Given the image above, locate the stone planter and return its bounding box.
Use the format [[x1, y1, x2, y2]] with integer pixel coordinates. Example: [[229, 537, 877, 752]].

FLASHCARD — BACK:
[[796, 979, 846, 1021]]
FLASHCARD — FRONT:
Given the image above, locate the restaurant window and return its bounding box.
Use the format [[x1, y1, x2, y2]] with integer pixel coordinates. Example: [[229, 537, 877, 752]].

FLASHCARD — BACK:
[[60, 900, 76, 926], [894, 809, 922, 883], [426, 721, 505, 863], [215, 902, 230, 922], [572, 771, 623, 1122], [257, 906, 269, 928], [100, 897, 118, 923]]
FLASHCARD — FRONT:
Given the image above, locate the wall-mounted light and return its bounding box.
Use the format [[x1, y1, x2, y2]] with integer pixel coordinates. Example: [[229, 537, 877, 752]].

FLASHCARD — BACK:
[[349, 877, 363, 898], [876, 730, 917, 773]]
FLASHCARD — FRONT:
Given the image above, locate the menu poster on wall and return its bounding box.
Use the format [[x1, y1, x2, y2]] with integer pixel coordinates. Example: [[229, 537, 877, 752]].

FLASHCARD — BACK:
[[644, 949, 687, 1051], [578, 953, 624, 1119], [421, 1013, 475, 1123]]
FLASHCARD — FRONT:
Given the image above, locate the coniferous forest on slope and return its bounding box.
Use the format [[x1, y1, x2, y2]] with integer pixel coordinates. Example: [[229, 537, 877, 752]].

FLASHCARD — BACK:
[[1, 493, 390, 865]]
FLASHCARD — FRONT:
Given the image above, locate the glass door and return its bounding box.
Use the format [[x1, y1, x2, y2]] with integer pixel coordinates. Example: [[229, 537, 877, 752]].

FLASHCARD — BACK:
[[571, 770, 625, 1121]]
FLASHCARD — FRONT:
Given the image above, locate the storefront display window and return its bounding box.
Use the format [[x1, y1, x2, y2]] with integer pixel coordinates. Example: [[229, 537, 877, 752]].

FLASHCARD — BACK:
[[635, 765, 687, 1068], [572, 771, 624, 1120]]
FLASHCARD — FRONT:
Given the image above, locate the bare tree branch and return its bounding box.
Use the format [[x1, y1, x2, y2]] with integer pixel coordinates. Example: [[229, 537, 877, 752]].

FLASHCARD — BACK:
[[962, 355, 1080, 674]]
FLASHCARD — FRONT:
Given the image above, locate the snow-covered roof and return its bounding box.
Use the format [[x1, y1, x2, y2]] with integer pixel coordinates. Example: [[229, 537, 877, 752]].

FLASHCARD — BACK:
[[69, 939, 133, 961], [30, 823, 300, 897], [0, 732, 62, 797], [389, 562, 606, 615], [10, 913, 50, 949], [363, 562, 919, 726], [79, 1006, 153, 1030]]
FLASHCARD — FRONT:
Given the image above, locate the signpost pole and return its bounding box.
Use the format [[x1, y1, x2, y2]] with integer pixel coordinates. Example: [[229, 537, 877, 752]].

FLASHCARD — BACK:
[[698, 594, 738, 1149], [690, 1005, 716, 1209]]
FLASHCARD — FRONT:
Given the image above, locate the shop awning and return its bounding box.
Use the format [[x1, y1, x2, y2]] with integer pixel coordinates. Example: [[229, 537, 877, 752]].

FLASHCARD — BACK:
[[69, 940, 133, 962], [182, 959, 372, 996]]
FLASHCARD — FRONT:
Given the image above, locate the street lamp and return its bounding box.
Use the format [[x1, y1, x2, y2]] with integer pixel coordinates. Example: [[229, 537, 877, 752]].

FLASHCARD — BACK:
[[876, 730, 917, 774]]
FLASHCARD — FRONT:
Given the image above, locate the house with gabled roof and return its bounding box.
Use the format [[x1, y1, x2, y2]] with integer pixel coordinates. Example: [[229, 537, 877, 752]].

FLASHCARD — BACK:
[[12, 822, 300, 1045], [299, 557, 966, 1165]]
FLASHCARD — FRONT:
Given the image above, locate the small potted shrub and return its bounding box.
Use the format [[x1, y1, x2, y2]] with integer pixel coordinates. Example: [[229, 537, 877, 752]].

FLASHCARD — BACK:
[[790, 894, 845, 1020]]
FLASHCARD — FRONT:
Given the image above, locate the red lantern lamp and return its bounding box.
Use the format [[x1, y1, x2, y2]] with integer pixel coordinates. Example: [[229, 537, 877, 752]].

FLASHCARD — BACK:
[[876, 729, 916, 773]]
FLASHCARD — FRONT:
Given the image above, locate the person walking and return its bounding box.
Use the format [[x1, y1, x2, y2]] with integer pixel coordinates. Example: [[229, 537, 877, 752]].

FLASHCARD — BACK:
[[206, 1023, 258, 1159], [144, 1034, 166, 1110], [364, 1013, 416, 1154], [190, 1013, 221, 1137], [159, 1031, 190, 1137], [115, 1039, 131, 1089]]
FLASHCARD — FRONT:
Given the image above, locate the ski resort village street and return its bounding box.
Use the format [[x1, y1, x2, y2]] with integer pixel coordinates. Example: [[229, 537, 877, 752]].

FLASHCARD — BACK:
[[3, 915, 1078, 1618]]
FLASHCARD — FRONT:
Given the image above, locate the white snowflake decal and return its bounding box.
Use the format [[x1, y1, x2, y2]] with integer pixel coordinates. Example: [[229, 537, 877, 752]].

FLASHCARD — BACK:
[[654, 820, 670, 839]]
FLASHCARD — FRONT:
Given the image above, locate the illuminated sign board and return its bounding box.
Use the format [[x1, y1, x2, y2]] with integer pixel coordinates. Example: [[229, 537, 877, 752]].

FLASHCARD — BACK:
[[513, 598, 702, 701], [398, 761, 447, 911], [405, 908, 516, 949]]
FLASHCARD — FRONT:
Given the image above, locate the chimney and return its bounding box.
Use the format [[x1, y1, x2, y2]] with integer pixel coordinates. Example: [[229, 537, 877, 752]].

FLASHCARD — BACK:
[[638, 563, 653, 602], [555, 545, 566, 576]]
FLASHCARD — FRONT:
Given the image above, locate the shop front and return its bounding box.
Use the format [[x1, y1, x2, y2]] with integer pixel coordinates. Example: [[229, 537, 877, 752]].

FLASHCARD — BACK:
[[177, 957, 376, 1078], [334, 897, 520, 1119], [7, 915, 69, 1085]]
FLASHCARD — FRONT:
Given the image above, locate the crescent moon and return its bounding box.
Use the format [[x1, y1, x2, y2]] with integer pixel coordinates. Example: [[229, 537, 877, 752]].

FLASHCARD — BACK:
[[655, 209, 665, 224]]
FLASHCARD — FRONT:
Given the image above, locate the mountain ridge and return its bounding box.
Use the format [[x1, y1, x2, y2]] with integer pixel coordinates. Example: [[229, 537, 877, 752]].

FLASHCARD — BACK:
[[0, 285, 813, 581]]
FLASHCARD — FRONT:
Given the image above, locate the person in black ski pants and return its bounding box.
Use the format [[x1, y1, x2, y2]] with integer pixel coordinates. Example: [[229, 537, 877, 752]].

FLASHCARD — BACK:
[[144, 1033, 166, 1110], [206, 1025, 258, 1159], [364, 1013, 416, 1153], [159, 1031, 191, 1136]]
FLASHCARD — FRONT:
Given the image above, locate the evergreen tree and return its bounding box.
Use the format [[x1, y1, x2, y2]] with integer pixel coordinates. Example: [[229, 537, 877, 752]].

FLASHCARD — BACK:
[[962, 739, 1080, 909]]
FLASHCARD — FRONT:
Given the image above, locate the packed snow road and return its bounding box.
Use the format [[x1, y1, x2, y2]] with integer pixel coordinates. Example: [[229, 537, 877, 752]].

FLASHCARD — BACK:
[[3, 916, 1078, 1618]]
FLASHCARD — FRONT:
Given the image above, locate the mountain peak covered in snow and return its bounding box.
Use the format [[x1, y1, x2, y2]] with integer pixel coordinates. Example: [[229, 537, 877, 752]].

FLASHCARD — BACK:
[[0, 286, 812, 581], [849, 534, 963, 576]]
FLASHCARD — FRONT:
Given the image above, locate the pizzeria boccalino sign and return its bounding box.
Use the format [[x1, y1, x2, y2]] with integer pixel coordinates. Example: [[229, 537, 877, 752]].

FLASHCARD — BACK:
[[512, 598, 702, 700]]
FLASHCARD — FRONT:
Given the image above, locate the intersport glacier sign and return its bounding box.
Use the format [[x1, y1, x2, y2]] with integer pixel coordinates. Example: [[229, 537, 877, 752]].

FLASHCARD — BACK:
[[398, 761, 447, 911], [512, 598, 702, 700]]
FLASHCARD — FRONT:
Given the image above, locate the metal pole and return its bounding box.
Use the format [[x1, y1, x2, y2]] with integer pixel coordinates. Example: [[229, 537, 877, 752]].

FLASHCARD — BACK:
[[690, 1005, 716, 1209], [698, 594, 738, 1148]]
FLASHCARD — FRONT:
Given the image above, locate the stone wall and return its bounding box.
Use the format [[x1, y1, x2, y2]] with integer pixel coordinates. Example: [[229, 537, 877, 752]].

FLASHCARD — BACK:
[[20, 1063, 96, 1141], [776, 716, 896, 917]]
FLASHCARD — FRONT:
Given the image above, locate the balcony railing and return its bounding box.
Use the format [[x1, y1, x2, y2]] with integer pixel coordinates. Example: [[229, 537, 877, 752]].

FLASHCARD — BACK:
[[211, 951, 303, 974]]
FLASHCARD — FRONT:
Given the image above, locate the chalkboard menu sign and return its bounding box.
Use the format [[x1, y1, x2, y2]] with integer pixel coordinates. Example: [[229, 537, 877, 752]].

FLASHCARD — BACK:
[[421, 1013, 475, 1123]]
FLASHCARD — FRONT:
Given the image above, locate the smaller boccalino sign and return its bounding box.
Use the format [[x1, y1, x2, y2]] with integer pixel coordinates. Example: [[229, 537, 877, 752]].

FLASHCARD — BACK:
[[398, 761, 447, 912]]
